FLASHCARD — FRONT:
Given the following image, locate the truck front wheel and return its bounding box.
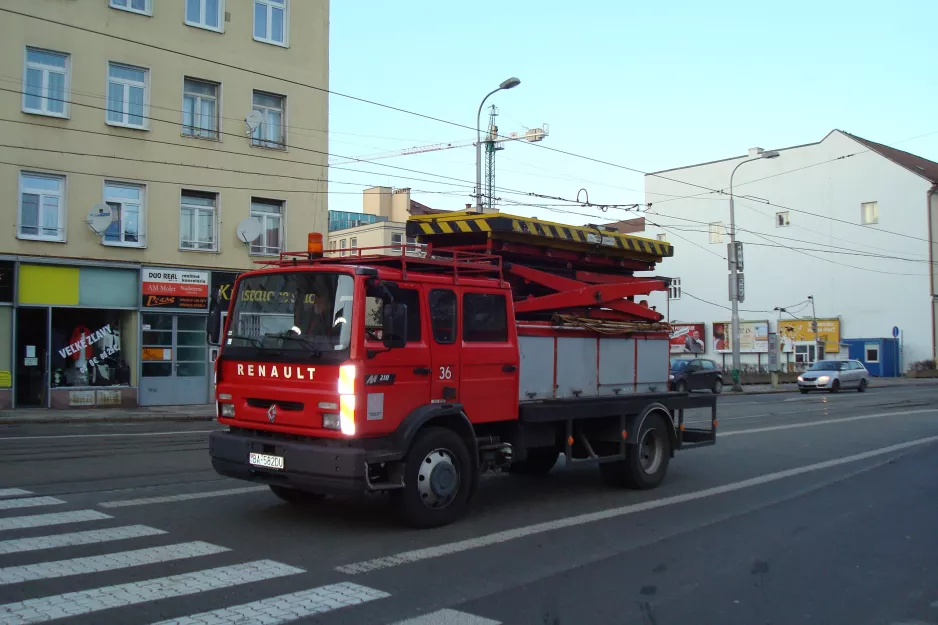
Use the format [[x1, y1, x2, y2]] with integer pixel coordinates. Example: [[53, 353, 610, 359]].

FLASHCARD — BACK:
[[391, 427, 473, 528], [600, 413, 671, 489]]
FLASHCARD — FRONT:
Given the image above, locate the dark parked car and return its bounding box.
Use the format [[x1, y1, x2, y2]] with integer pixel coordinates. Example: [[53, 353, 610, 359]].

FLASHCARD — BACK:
[[670, 358, 723, 394]]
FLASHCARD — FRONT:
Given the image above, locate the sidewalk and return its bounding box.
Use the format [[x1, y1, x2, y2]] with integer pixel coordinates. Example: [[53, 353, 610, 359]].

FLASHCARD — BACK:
[[730, 376, 938, 395], [0, 404, 216, 425]]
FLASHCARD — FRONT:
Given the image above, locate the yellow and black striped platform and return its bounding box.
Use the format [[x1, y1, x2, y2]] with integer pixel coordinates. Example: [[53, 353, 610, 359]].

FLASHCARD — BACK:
[[405, 211, 673, 260]]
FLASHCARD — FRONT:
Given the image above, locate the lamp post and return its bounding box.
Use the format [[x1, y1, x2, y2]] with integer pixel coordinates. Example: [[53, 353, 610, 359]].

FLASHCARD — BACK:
[[729, 147, 780, 391], [475, 77, 520, 212]]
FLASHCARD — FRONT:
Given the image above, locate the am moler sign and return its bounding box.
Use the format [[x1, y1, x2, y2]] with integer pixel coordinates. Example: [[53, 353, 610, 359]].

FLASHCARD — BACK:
[[142, 268, 210, 309]]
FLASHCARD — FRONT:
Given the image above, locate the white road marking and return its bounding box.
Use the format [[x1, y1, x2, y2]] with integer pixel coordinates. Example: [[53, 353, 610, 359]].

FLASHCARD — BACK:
[[392, 609, 502, 624], [0, 510, 111, 532], [721, 408, 938, 437], [0, 497, 64, 511], [0, 489, 32, 499], [0, 559, 303, 623], [0, 525, 165, 555], [99, 485, 268, 508], [336, 434, 938, 575], [0, 430, 217, 441], [148, 581, 390, 625], [0, 541, 229, 585]]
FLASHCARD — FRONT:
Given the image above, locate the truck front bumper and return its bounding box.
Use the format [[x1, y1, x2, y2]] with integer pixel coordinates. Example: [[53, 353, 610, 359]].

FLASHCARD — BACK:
[[209, 429, 398, 496]]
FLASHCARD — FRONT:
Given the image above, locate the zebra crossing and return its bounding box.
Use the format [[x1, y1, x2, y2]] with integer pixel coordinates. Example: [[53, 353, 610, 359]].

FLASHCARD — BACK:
[[0, 488, 503, 624]]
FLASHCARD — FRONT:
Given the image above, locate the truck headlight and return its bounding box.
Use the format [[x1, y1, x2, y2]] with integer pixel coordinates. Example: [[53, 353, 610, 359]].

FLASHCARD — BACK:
[[219, 403, 235, 417]]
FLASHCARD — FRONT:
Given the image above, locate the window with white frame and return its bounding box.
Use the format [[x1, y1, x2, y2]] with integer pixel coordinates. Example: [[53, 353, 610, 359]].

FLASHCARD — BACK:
[[186, 0, 223, 31], [865, 343, 880, 363], [669, 277, 681, 300], [349, 237, 358, 252], [180, 191, 218, 251], [110, 0, 151, 15], [251, 91, 285, 148], [861, 201, 878, 225], [107, 63, 148, 128], [657, 233, 667, 241], [391, 232, 403, 253], [254, 0, 287, 45], [249, 198, 283, 255], [776, 211, 790, 227], [183, 78, 219, 139], [23, 48, 69, 117], [709, 221, 724, 244], [329, 240, 336, 251], [339, 239, 347, 256], [103, 181, 145, 246], [18, 172, 65, 242]]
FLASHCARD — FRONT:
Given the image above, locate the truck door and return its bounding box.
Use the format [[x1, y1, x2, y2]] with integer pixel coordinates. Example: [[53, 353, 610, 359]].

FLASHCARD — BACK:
[[427, 288, 460, 405], [459, 290, 518, 423]]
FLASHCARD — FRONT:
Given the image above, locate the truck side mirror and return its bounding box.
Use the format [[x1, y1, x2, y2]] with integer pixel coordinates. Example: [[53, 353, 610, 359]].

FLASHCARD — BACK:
[[382, 301, 407, 349], [207, 288, 223, 346]]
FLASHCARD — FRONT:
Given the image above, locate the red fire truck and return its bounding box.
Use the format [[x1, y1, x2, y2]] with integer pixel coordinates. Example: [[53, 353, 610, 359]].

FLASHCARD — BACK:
[[208, 211, 716, 528]]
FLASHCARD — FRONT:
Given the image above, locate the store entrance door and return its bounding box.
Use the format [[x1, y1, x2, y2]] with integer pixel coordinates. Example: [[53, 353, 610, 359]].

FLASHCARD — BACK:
[[139, 313, 208, 406], [15, 308, 48, 407]]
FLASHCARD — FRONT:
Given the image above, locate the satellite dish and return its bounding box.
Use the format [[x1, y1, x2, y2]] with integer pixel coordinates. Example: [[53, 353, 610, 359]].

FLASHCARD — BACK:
[[236, 217, 263, 244], [245, 110, 264, 134], [87, 204, 114, 235]]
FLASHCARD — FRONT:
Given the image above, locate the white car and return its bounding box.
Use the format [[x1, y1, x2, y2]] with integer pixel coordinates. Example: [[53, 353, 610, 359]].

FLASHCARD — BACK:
[[797, 359, 869, 393]]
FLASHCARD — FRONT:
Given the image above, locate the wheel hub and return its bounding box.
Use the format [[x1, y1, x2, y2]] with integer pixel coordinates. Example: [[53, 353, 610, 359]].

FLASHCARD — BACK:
[[639, 429, 663, 474], [416, 448, 460, 509]]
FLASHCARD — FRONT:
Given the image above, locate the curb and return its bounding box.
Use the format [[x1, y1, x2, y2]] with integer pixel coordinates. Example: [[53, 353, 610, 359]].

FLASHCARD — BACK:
[[0, 415, 216, 425], [728, 379, 938, 396]]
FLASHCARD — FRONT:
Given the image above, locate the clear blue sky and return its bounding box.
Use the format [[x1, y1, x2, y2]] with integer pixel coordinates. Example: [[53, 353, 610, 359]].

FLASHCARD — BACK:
[[327, 0, 938, 222]]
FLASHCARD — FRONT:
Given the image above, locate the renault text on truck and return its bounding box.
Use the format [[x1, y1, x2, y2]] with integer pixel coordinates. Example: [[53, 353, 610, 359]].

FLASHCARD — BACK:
[[207, 212, 717, 528]]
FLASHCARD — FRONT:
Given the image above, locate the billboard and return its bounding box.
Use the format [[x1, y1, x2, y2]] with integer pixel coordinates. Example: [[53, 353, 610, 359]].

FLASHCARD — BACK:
[[712, 320, 769, 353], [141, 268, 209, 309], [669, 323, 706, 354], [777, 318, 841, 353]]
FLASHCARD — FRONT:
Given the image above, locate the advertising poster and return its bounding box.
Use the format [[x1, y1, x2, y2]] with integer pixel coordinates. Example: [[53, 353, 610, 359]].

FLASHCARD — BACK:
[[712, 320, 769, 353], [142, 268, 209, 309], [669, 323, 706, 354], [777, 318, 841, 353]]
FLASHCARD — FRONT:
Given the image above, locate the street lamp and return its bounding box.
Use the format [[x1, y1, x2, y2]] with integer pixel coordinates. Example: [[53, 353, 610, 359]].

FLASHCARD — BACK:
[[729, 147, 780, 391], [475, 77, 521, 212]]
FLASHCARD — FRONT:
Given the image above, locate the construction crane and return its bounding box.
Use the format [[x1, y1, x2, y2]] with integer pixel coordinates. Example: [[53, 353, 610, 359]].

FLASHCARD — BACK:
[[328, 115, 548, 209]]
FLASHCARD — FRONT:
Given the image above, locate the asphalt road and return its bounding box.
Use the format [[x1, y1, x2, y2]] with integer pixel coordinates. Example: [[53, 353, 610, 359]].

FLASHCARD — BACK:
[[0, 385, 937, 624]]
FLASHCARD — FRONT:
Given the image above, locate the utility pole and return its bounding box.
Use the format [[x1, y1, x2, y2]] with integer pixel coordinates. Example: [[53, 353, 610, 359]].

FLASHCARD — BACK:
[[808, 295, 820, 362]]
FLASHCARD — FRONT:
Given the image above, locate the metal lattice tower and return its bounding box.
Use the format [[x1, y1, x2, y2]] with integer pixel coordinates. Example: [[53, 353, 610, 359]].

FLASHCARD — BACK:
[[484, 105, 504, 210]]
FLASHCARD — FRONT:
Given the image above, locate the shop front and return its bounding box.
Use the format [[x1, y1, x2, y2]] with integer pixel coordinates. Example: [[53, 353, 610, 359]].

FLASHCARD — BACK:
[[138, 267, 210, 406], [12, 262, 139, 409], [0, 261, 14, 409]]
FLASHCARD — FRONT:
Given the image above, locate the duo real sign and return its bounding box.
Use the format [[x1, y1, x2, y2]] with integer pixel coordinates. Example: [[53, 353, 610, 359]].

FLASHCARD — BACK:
[[141, 268, 209, 309]]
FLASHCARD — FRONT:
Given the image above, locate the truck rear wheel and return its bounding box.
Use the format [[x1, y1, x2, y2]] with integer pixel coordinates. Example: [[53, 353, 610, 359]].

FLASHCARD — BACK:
[[391, 427, 473, 529], [600, 413, 671, 489], [507, 448, 559, 476], [268, 485, 326, 504]]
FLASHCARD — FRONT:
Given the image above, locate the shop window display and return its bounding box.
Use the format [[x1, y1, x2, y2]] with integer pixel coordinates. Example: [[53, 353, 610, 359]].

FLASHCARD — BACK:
[[50, 309, 132, 387]]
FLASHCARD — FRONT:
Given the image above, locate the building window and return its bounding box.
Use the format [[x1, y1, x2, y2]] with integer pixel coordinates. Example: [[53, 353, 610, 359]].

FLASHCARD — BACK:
[[110, 0, 151, 15], [251, 91, 285, 148], [186, 0, 223, 31], [18, 172, 65, 242], [391, 232, 403, 253], [657, 233, 667, 241], [669, 277, 681, 300], [107, 62, 148, 129], [182, 78, 219, 139], [463, 293, 508, 343], [865, 343, 880, 363], [349, 237, 357, 252], [709, 222, 724, 244], [250, 198, 283, 255], [254, 0, 287, 46], [861, 201, 878, 225], [776, 211, 790, 227], [339, 239, 346, 257], [51, 309, 133, 388], [329, 240, 336, 251], [23, 48, 69, 117], [103, 181, 145, 246], [180, 191, 218, 251]]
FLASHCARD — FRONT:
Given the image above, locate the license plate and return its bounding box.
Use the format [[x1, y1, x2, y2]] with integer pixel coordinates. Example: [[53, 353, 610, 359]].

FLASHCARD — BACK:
[[249, 452, 284, 470]]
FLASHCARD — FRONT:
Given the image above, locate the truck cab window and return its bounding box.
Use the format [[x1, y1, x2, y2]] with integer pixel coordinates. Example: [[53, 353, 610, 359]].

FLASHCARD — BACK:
[[365, 286, 421, 343], [429, 289, 457, 344], [463, 293, 508, 342]]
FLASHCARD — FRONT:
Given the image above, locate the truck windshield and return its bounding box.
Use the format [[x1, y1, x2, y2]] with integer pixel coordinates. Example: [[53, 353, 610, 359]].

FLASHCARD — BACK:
[[223, 271, 354, 364]]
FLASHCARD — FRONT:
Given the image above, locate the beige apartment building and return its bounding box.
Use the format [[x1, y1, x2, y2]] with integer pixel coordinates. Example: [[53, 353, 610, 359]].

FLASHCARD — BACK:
[[0, 0, 329, 409], [327, 187, 442, 256]]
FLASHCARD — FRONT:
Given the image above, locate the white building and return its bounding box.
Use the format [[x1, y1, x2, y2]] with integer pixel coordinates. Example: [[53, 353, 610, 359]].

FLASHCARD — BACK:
[[644, 130, 938, 371]]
